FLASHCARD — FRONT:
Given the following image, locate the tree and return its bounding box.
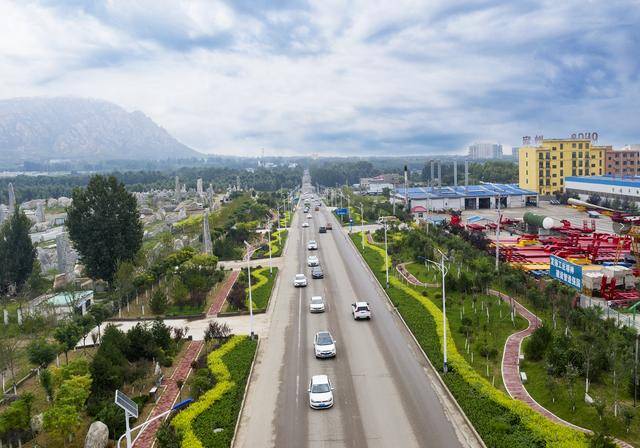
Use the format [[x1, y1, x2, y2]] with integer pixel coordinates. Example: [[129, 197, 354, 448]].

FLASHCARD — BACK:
[[114, 261, 136, 305], [524, 326, 553, 361], [66, 175, 143, 282], [56, 374, 92, 410], [0, 211, 36, 294], [89, 303, 111, 340], [150, 289, 168, 314], [40, 369, 54, 401], [27, 338, 58, 367], [43, 404, 80, 447], [204, 321, 231, 342], [170, 278, 189, 307], [54, 321, 83, 363]]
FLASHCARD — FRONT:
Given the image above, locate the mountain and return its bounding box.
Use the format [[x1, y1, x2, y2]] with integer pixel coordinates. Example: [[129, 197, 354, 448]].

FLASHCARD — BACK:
[[0, 97, 201, 162]]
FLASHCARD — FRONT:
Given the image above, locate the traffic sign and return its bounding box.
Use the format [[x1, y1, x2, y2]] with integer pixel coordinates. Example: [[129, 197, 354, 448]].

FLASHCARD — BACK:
[[115, 390, 138, 418], [336, 208, 348, 216]]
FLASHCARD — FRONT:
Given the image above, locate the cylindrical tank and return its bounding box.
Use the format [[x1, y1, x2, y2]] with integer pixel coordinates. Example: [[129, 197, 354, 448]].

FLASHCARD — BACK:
[[523, 212, 556, 230]]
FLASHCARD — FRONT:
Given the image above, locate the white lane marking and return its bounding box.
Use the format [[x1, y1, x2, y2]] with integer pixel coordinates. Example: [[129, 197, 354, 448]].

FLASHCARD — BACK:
[[296, 374, 300, 407], [297, 287, 302, 352]]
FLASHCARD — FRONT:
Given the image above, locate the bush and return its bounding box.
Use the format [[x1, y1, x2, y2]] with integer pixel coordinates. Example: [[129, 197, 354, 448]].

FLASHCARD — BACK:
[[150, 289, 169, 314], [27, 338, 58, 367]]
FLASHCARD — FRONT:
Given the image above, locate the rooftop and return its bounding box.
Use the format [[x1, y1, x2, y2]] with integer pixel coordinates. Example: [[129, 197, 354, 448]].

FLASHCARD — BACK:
[[565, 175, 640, 188], [47, 290, 93, 307], [396, 183, 537, 200]]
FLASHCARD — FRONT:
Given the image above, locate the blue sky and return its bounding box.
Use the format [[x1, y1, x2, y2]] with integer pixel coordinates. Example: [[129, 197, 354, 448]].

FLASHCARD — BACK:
[[0, 0, 638, 156]]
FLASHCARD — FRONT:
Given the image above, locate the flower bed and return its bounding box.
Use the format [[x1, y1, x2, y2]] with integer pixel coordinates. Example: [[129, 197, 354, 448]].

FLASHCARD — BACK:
[[172, 336, 257, 448], [352, 235, 588, 447]]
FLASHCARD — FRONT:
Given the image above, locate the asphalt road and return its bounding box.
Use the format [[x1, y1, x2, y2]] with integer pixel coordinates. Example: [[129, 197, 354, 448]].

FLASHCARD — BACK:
[[235, 187, 482, 448]]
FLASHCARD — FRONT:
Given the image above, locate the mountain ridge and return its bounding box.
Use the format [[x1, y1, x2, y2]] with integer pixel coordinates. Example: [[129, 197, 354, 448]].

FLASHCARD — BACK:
[[0, 97, 201, 162]]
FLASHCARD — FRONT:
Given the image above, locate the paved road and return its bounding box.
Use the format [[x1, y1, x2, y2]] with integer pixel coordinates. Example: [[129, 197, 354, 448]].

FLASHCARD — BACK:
[[235, 186, 481, 448]]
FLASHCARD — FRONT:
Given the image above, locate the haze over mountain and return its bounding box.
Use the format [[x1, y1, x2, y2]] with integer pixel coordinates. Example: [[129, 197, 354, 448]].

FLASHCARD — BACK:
[[0, 97, 201, 162]]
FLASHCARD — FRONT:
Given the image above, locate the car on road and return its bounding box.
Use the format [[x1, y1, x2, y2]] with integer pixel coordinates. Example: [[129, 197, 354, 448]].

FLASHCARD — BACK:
[[308, 375, 334, 409], [307, 213, 312, 219], [351, 301, 371, 320], [325, 223, 333, 230], [307, 255, 319, 267], [311, 266, 324, 279], [314, 331, 336, 358], [293, 274, 308, 287], [315, 206, 319, 211], [302, 222, 309, 228], [307, 240, 318, 250], [318, 226, 327, 233], [309, 296, 325, 313]]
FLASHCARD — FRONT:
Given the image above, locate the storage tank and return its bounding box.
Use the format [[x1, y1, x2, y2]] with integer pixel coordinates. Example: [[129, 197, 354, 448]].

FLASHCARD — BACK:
[[523, 212, 556, 230]]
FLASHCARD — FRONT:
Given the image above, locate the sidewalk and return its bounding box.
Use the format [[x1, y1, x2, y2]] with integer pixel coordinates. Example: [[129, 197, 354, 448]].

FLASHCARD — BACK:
[[133, 340, 204, 448], [207, 271, 239, 316]]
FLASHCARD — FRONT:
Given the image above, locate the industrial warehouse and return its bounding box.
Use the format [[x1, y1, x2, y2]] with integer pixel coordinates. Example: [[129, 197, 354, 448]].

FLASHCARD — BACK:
[[394, 183, 539, 217]]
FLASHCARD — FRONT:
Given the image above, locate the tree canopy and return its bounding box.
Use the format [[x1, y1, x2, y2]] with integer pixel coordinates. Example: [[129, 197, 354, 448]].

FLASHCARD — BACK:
[[0, 210, 36, 294], [66, 175, 143, 282]]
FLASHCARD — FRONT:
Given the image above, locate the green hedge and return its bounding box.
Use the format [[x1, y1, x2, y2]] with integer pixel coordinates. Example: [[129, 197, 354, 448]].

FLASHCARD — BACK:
[[252, 229, 288, 259], [246, 267, 278, 311], [172, 336, 257, 448], [353, 235, 588, 448]]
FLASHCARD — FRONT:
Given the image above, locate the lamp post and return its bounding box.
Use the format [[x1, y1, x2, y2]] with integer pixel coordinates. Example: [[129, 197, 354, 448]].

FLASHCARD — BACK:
[[384, 221, 390, 288], [360, 203, 365, 250], [243, 241, 254, 339], [495, 194, 502, 271], [425, 249, 449, 373], [267, 225, 272, 274]]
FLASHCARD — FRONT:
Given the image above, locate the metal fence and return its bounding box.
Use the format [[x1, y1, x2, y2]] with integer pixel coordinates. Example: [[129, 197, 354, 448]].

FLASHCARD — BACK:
[[579, 294, 640, 332]]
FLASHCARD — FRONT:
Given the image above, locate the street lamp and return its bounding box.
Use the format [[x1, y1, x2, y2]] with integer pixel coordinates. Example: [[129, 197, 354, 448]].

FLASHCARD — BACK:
[[267, 224, 272, 274], [384, 221, 390, 288], [495, 194, 502, 271], [425, 249, 449, 373], [360, 203, 365, 250], [243, 240, 254, 339]]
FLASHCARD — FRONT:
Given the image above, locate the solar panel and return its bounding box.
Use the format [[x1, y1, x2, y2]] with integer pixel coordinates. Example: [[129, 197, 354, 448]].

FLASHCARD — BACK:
[[115, 390, 138, 418]]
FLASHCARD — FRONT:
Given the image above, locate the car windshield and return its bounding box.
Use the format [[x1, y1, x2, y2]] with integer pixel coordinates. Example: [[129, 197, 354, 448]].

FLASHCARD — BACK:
[[311, 383, 331, 393], [296, 275, 305, 279], [311, 298, 323, 304], [317, 335, 333, 345], [357, 306, 368, 312]]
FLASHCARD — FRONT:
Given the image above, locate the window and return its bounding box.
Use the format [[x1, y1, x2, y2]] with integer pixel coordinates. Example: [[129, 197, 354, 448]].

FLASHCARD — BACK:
[[553, 182, 557, 186], [560, 170, 563, 176], [578, 169, 583, 175], [586, 143, 589, 148], [572, 152, 576, 158], [552, 173, 557, 177], [560, 143, 564, 149], [539, 153, 544, 159], [579, 143, 583, 149], [560, 179, 564, 185], [552, 146, 557, 150], [560, 161, 564, 168]]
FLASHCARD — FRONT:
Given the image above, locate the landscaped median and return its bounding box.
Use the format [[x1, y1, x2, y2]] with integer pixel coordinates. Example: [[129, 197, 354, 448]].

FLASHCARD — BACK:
[[172, 335, 258, 448], [245, 267, 278, 310], [351, 235, 589, 448], [251, 229, 288, 259]]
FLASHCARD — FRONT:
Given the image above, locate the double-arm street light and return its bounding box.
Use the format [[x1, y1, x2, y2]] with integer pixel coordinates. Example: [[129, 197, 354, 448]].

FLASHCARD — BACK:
[[425, 249, 449, 373], [384, 220, 390, 288], [243, 240, 254, 339]]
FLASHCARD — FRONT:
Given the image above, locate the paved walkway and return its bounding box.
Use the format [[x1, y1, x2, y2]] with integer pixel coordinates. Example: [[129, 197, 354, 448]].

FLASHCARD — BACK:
[[133, 340, 204, 448], [207, 271, 239, 316], [396, 262, 439, 288], [490, 289, 634, 448]]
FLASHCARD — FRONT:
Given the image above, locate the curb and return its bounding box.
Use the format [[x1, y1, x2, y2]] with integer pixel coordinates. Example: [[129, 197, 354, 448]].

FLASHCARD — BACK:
[[230, 337, 261, 448], [107, 314, 205, 322], [341, 218, 486, 448]]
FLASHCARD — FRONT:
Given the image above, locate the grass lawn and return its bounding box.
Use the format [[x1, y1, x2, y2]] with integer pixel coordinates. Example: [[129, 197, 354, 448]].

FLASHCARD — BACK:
[[404, 262, 440, 284]]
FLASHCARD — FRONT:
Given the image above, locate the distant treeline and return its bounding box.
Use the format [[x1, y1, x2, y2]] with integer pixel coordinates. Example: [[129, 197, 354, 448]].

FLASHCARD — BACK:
[[0, 166, 303, 203]]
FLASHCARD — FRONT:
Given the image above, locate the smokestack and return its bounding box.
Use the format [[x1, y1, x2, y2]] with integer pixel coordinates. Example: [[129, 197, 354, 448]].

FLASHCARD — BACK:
[[437, 162, 442, 187], [430, 161, 434, 186], [453, 161, 458, 187], [464, 160, 469, 190]]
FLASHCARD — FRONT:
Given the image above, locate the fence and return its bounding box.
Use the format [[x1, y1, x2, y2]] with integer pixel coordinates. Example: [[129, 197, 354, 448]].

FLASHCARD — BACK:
[[579, 294, 640, 333]]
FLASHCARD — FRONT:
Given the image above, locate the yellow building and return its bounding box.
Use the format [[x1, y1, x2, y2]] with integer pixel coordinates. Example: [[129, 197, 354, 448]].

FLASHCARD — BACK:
[[518, 139, 606, 195]]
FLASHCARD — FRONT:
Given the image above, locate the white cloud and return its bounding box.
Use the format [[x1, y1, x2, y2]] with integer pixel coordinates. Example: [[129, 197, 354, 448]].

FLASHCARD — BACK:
[[0, 0, 638, 156]]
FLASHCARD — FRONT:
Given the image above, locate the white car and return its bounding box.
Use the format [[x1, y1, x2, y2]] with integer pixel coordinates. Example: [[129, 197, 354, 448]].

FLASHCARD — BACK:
[[314, 331, 336, 358], [293, 274, 308, 287], [309, 296, 325, 313], [351, 301, 371, 320], [308, 375, 334, 409], [307, 240, 318, 250], [307, 213, 312, 219], [307, 255, 319, 267], [302, 222, 309, 228]]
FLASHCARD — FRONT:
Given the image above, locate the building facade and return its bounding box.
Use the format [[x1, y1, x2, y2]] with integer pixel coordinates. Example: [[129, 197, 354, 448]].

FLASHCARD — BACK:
[[605, 145, 640, 176], [518, 138, 606, 196], [565, 176, 640, 208], [468, 143, 503, 159]]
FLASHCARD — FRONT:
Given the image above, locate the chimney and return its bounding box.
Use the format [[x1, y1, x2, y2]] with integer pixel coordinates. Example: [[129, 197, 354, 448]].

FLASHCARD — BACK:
[[453, 161, 458, 187]]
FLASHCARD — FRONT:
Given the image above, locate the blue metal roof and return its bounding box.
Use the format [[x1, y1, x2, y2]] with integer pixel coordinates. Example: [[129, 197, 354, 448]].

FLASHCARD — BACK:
[[395, 183, 536, 200], [565, 176, 640, 188]]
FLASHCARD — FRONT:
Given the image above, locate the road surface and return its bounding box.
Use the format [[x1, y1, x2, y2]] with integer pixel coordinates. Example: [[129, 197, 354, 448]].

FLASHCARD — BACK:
[[235, 187, 482, 448]]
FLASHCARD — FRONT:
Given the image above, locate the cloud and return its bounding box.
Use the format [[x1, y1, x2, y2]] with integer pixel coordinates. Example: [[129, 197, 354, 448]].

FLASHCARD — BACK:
[[0, 0, 638, 156]]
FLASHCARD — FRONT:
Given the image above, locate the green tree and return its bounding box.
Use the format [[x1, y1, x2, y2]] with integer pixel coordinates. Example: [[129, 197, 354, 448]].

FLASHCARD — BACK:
[[56, 374, 92, 410], [66, 175, 143, 282], [149, 289, 168, 314], [524, 326, 553, 361], [114, 261, 136, 305], [0, 210, 36, 294], [54, 321, 83, 363], [88, 303, 111, 340], [40, 369, 55, 401], [27, 338, 58, 367], [43, 404, 80, 447]]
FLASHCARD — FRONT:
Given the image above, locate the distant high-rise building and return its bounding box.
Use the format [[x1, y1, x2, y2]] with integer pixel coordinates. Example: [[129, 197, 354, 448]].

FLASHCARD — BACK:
[[468, 143, 503, 159], [511, 147, 520, 160]]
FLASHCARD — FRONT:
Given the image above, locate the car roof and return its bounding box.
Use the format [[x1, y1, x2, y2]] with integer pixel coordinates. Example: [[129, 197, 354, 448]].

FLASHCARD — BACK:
[[354, 301, 369, 306], [295, 273, 306, 277], [311, 374, 329, 383], [311, 296, 323, 300], [312, 266, 322, 270], [316, 330, 331, 338]]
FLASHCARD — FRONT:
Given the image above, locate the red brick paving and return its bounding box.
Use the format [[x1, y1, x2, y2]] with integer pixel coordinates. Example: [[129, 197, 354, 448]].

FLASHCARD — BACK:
[[133, 340, 204, 448], [207, 271, 239, 316]]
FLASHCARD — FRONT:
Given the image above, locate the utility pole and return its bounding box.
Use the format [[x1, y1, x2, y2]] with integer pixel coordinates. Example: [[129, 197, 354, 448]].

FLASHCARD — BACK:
[[267, 226, 272, 274], [495, 194, 502, 271], [243, 241, 254, 339], [635, 334, 639, 407], [426, 250, 449, 373], [360, 203, 365, 249]]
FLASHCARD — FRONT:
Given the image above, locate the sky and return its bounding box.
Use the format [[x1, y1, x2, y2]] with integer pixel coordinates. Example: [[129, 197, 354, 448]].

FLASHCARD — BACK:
[[0, 0, 638, 157]]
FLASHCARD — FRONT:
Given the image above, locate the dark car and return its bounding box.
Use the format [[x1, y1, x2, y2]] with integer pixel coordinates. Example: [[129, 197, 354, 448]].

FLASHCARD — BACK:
[[319, 226, 327, 233], [325, 223, 333, 230], [311, 266, 324, 279]]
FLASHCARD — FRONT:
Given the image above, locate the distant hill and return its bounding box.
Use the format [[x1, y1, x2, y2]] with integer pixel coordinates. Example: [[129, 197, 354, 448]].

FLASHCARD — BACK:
[[0, 97, 201, 162]]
